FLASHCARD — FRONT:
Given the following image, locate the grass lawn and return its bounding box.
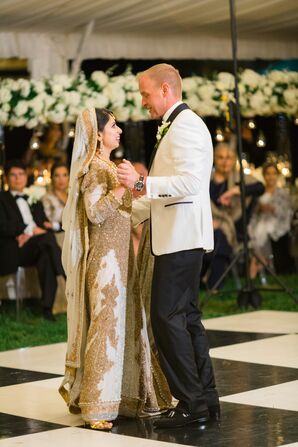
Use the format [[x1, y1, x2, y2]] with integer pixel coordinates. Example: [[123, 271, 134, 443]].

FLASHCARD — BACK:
[[0, 275, 297, 352]]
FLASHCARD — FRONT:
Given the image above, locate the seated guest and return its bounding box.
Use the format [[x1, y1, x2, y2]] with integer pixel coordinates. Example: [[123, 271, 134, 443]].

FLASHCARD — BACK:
[[248, 162, 293, 277], [202, 143, 264, 290], [0, 160, 65, 320], [42, 162, 69, 248]]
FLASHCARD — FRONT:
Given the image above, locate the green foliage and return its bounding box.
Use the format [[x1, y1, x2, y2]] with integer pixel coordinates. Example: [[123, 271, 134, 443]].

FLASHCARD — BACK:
[[0, 275, 297, 352]]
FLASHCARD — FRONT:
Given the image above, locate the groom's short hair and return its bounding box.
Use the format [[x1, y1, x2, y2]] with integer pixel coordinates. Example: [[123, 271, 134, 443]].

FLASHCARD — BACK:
[[138, 64, 182, 97]]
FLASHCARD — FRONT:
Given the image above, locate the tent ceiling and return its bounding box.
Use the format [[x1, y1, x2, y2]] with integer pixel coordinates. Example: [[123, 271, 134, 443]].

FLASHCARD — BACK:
[[0, 0, 297, 38]]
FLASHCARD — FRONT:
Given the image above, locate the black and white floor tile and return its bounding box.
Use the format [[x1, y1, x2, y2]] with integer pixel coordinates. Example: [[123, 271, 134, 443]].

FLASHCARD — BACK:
[[0, 310, 297, 447]]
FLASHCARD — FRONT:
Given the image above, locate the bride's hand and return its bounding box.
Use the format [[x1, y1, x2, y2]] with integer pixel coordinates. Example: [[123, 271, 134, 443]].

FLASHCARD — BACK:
[[117, 159, 139, 189]]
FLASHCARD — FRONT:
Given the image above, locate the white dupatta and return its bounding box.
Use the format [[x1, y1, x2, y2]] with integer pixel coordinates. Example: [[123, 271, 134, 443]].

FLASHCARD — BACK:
[[59, 108, 98, 409]]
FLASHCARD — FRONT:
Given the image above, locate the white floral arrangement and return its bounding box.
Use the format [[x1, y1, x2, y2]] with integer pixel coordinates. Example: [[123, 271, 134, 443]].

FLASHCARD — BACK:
[[0, 69, 297, 128]]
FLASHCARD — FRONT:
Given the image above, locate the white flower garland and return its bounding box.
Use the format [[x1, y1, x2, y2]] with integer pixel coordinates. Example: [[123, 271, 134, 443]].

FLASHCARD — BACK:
[[0, 69, 297, 128]]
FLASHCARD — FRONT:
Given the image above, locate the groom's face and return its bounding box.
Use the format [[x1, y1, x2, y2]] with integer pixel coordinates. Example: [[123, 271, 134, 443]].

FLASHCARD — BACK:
[[139, 75, 166, 119]]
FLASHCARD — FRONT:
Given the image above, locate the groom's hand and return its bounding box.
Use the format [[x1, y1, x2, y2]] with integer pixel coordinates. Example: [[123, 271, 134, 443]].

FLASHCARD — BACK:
[[117, 159, 139, 189]]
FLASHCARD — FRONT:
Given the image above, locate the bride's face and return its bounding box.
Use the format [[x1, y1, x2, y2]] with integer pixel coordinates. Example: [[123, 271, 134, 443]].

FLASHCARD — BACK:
[[99, 115, 122, 151]]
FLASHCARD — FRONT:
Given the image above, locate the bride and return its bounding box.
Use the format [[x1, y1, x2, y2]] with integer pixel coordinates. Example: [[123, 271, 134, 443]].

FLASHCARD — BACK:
[[59, 108, 171, 430]]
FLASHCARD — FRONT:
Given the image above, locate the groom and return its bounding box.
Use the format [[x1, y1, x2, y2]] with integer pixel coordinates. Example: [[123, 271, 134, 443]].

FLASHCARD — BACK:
[[117, 64, 219, 428]]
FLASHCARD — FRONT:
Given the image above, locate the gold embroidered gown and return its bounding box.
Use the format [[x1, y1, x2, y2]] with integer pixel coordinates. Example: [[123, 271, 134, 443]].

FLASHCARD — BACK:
[[60, 155, 171, 423]]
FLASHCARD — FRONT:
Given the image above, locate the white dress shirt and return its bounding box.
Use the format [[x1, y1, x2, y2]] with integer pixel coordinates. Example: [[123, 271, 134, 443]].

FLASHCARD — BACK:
[[10, 191, 36, 235]]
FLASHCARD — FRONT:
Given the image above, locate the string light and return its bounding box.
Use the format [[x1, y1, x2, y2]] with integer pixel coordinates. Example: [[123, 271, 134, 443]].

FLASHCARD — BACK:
[[68, 127, 75, 138], [294, 117, 298, 125], [247, 119, 256, 129], [215, 127, 224, 142], [256, 130, 266, 148]]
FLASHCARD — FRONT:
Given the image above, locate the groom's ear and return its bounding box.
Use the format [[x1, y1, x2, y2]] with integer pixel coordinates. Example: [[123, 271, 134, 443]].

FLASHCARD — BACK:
[[161, 82, 170, 96]]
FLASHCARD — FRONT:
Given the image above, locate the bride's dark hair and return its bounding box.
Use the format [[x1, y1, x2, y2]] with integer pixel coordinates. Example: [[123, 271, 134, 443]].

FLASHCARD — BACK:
[[95, 108, 114, 132]]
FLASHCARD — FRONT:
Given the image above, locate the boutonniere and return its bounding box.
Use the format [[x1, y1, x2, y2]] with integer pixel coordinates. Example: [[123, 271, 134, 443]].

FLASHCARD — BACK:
[[156, 121, 170, 142], [24, 185, 45, 206]]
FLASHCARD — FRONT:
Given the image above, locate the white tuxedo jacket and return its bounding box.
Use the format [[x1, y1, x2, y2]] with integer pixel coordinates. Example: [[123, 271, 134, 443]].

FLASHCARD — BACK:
[[132, 107, 214, 255]]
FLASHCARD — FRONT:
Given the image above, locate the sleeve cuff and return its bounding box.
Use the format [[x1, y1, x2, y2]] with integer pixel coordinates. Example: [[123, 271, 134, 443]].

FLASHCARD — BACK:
[[52, 222, 61, 231]]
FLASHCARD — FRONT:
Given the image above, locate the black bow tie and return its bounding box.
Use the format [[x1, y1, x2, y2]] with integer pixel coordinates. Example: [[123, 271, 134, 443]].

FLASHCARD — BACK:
[[14, 194, 29, 201]]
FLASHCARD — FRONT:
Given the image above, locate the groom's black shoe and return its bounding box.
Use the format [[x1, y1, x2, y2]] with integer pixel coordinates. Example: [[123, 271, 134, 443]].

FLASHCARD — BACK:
[[153, 408, 209, 429]]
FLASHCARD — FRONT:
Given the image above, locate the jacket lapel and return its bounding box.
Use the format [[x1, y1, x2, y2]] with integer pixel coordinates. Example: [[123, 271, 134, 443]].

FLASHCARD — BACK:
[[148, 103, 190, 172]]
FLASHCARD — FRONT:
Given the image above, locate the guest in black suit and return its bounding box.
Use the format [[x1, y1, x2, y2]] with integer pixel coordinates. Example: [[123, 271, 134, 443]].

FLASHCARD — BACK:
[[0, 160, 65, 320]]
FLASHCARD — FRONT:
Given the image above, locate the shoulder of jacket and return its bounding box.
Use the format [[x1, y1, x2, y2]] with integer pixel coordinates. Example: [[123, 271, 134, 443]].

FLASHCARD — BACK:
[[174, 108, 205, 125]]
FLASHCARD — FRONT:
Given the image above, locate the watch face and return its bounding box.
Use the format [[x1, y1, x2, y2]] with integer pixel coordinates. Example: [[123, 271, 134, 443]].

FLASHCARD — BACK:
[[135, 180, 144, 191]]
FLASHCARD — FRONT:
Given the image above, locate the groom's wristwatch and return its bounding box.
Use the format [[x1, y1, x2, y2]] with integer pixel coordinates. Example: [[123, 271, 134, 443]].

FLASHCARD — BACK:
[[134, 175, 145, 192]]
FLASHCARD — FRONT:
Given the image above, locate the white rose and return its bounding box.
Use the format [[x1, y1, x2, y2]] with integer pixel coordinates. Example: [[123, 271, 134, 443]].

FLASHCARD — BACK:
[[18, 79, 31, 98], [47, 110, 65, 123], [0, 87, 12, 103], [83, 97, 96, 109], [52, 74, 72, 89], [287, 72, 298, 83], [238, 83, 246, 95], [197, 84, 216, 100], [43, 94, 56, 108], [9, 80, 20, 92], [69, 91, 81, 107], [240, 69, 262, 89], [68, 105, 80, 117], [283, 88, 298, 106], [61, 91, 81, 107], [102, 83, 126, 108], [77, 83, 89, 94], [267, 71, 288, 83], [182, 77, 198, 93], [91, 71, 109, 87], [0, 110, 8, 123], [196, 100, 219, 117], [123, 74, 138, 91], [26, 118, 39, 129], [216, 72, 235, 90], [92, 92, 109, 108], [113, 107, 130, 122], [241, 107, 255, 118], [131, 91, 142, 107], [2, 103, 10, 112], [263, 85, 273, 96], [111, 76, 125, 88], [186, 95, 200, 111], [29, 96, 44, 114], [52, 84, 63, 96], [130, 106, 149, 121], [9, 116, 26, 126], [32, 80, 45, 94], [249, 91, 266, 113], [14, 100, 29, 117]]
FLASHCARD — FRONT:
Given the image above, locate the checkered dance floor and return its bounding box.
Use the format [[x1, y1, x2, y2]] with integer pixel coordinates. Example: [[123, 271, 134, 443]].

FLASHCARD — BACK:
[[0, 310, 297, 447]]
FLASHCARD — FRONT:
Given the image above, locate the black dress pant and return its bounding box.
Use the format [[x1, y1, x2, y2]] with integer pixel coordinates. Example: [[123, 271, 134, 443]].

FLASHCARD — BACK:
[[151, 248, 219, 414], [19, 232, 64, 310]]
